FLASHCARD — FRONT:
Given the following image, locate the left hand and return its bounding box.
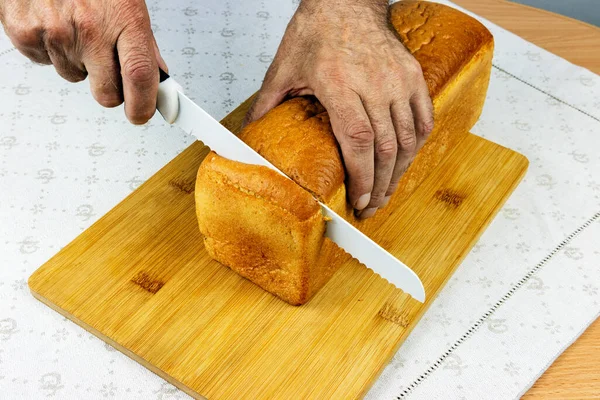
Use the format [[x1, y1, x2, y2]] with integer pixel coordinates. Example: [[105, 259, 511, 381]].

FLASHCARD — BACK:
[[245, 0, 434, 219]]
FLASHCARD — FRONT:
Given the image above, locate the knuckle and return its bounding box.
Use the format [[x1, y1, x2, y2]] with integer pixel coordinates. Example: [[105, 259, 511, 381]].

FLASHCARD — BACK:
[[345, 122, 374, 149], [421, 114, 435, 136], [122, 56, 154, 84], [8, 24, 41, 48], [375, 137, 397, 158], [398, 130, 417, 152]]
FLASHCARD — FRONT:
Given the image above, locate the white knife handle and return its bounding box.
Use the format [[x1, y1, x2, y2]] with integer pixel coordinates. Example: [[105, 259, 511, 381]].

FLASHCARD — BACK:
[[157, 69, 183, 124]]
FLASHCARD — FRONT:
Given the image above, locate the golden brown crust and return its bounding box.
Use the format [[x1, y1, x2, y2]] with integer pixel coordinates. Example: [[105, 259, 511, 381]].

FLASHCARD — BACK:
[[389, 39, 494, 208], [195, 152, 327, 305], [198, 152, 321, 221], [390, 1, 494, 98], [239, 97, 344, 203]]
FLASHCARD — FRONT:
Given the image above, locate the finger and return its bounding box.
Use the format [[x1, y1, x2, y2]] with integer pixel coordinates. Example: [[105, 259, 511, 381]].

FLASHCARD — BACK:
[[410, 83, 435, 150], [359, 101, 396, 217], [4, 21, 51, 64], [44, 28, 87, 82], [387, 100, 417, 198], [244, 89, 287, 127], [47, 49, 87, 82], [116, 25, 159, 124], [152, 36, 168, 72], [17, 46, 52, 65], [244, 65, 288, 126], [83, 48, 123, 108], [319, 91, 374, 211]]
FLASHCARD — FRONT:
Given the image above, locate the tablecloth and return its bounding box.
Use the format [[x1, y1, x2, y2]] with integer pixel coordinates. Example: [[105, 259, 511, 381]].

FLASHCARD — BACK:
[[0, 1, 598, 399]]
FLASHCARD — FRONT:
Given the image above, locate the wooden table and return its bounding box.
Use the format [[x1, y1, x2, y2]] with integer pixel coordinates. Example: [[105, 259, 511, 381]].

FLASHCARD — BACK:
[[452, 1, 600, 398]]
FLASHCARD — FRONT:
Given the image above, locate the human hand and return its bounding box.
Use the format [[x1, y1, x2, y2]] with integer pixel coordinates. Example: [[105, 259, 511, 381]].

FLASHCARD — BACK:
[[246, 0, 434, 218], [0, 0, 166, 124]]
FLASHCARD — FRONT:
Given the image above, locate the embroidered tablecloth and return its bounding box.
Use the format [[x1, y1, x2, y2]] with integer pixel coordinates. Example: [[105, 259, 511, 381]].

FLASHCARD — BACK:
[[0, 1, 598, 398]]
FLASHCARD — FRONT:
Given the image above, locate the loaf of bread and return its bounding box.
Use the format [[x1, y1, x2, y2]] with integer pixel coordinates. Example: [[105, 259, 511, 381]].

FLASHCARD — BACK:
[[195, 1, 494, 305]]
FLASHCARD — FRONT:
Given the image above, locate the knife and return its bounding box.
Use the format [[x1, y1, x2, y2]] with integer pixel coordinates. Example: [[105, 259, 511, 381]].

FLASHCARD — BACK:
[[156, 70, 426, 303]]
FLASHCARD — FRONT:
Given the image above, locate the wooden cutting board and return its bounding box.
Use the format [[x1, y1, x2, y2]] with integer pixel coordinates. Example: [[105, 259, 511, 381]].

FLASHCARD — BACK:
[[28, 95, 528, 399]]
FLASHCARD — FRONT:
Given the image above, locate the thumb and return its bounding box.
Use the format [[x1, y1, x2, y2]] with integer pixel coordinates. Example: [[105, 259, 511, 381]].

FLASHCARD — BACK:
[[152, 36, 168, 73], [243, 68, 289, 127]]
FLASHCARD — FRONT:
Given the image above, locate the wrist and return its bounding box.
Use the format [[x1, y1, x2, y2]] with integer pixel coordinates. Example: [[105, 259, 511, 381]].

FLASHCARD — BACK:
[[297, 0, 389, 26]]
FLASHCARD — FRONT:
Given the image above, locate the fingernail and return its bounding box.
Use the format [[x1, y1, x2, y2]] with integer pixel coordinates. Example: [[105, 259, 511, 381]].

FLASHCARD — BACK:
[[358, 207, 377, 219], [382, 196, 392, 207], [355, 193, 371, 210]]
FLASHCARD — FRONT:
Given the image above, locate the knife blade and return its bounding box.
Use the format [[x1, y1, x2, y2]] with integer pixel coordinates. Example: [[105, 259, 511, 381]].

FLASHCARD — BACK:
[[156, 71, 425, 303]]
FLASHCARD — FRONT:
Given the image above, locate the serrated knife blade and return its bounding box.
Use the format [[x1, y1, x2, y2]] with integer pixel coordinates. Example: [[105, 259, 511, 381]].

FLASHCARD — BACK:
[[156, 71, 425, 303]]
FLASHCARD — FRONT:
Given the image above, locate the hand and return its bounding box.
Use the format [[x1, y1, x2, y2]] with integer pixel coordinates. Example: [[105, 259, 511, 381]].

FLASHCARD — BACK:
[[246, 0, 434, 218], [0, 0, 167, 124]]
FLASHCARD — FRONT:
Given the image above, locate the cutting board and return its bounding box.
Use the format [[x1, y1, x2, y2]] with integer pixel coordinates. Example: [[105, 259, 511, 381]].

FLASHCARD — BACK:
[[29, 95, 528, 399]]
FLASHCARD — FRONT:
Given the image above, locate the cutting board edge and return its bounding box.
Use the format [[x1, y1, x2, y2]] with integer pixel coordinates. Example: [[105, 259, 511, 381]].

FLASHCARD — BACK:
[[28, 287, 207, 400]]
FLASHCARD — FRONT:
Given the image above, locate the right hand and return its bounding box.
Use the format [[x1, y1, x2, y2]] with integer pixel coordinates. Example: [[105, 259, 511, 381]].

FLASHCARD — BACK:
[[0, 0, 167, 124]]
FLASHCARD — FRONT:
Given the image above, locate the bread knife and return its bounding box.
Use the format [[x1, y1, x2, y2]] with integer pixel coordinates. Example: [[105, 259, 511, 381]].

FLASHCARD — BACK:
[[156, 70, 426, 303]]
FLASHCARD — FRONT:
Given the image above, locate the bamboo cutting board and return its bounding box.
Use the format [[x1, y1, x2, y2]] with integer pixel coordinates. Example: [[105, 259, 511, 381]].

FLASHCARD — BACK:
[[29, 95, 528, 399]]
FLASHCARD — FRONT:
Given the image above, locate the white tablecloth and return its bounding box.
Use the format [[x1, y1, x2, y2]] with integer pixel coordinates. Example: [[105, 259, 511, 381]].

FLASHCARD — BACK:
[[1, 1, 598, 399]]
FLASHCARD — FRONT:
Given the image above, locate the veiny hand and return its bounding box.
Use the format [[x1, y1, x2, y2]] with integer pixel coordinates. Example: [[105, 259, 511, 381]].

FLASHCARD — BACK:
[[246, 0, 434, 219], [0, 0, 167, 124]]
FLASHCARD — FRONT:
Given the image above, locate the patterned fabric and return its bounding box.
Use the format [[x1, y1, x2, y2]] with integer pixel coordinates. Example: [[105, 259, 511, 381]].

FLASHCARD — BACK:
[[0, 1, 598, 399]]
